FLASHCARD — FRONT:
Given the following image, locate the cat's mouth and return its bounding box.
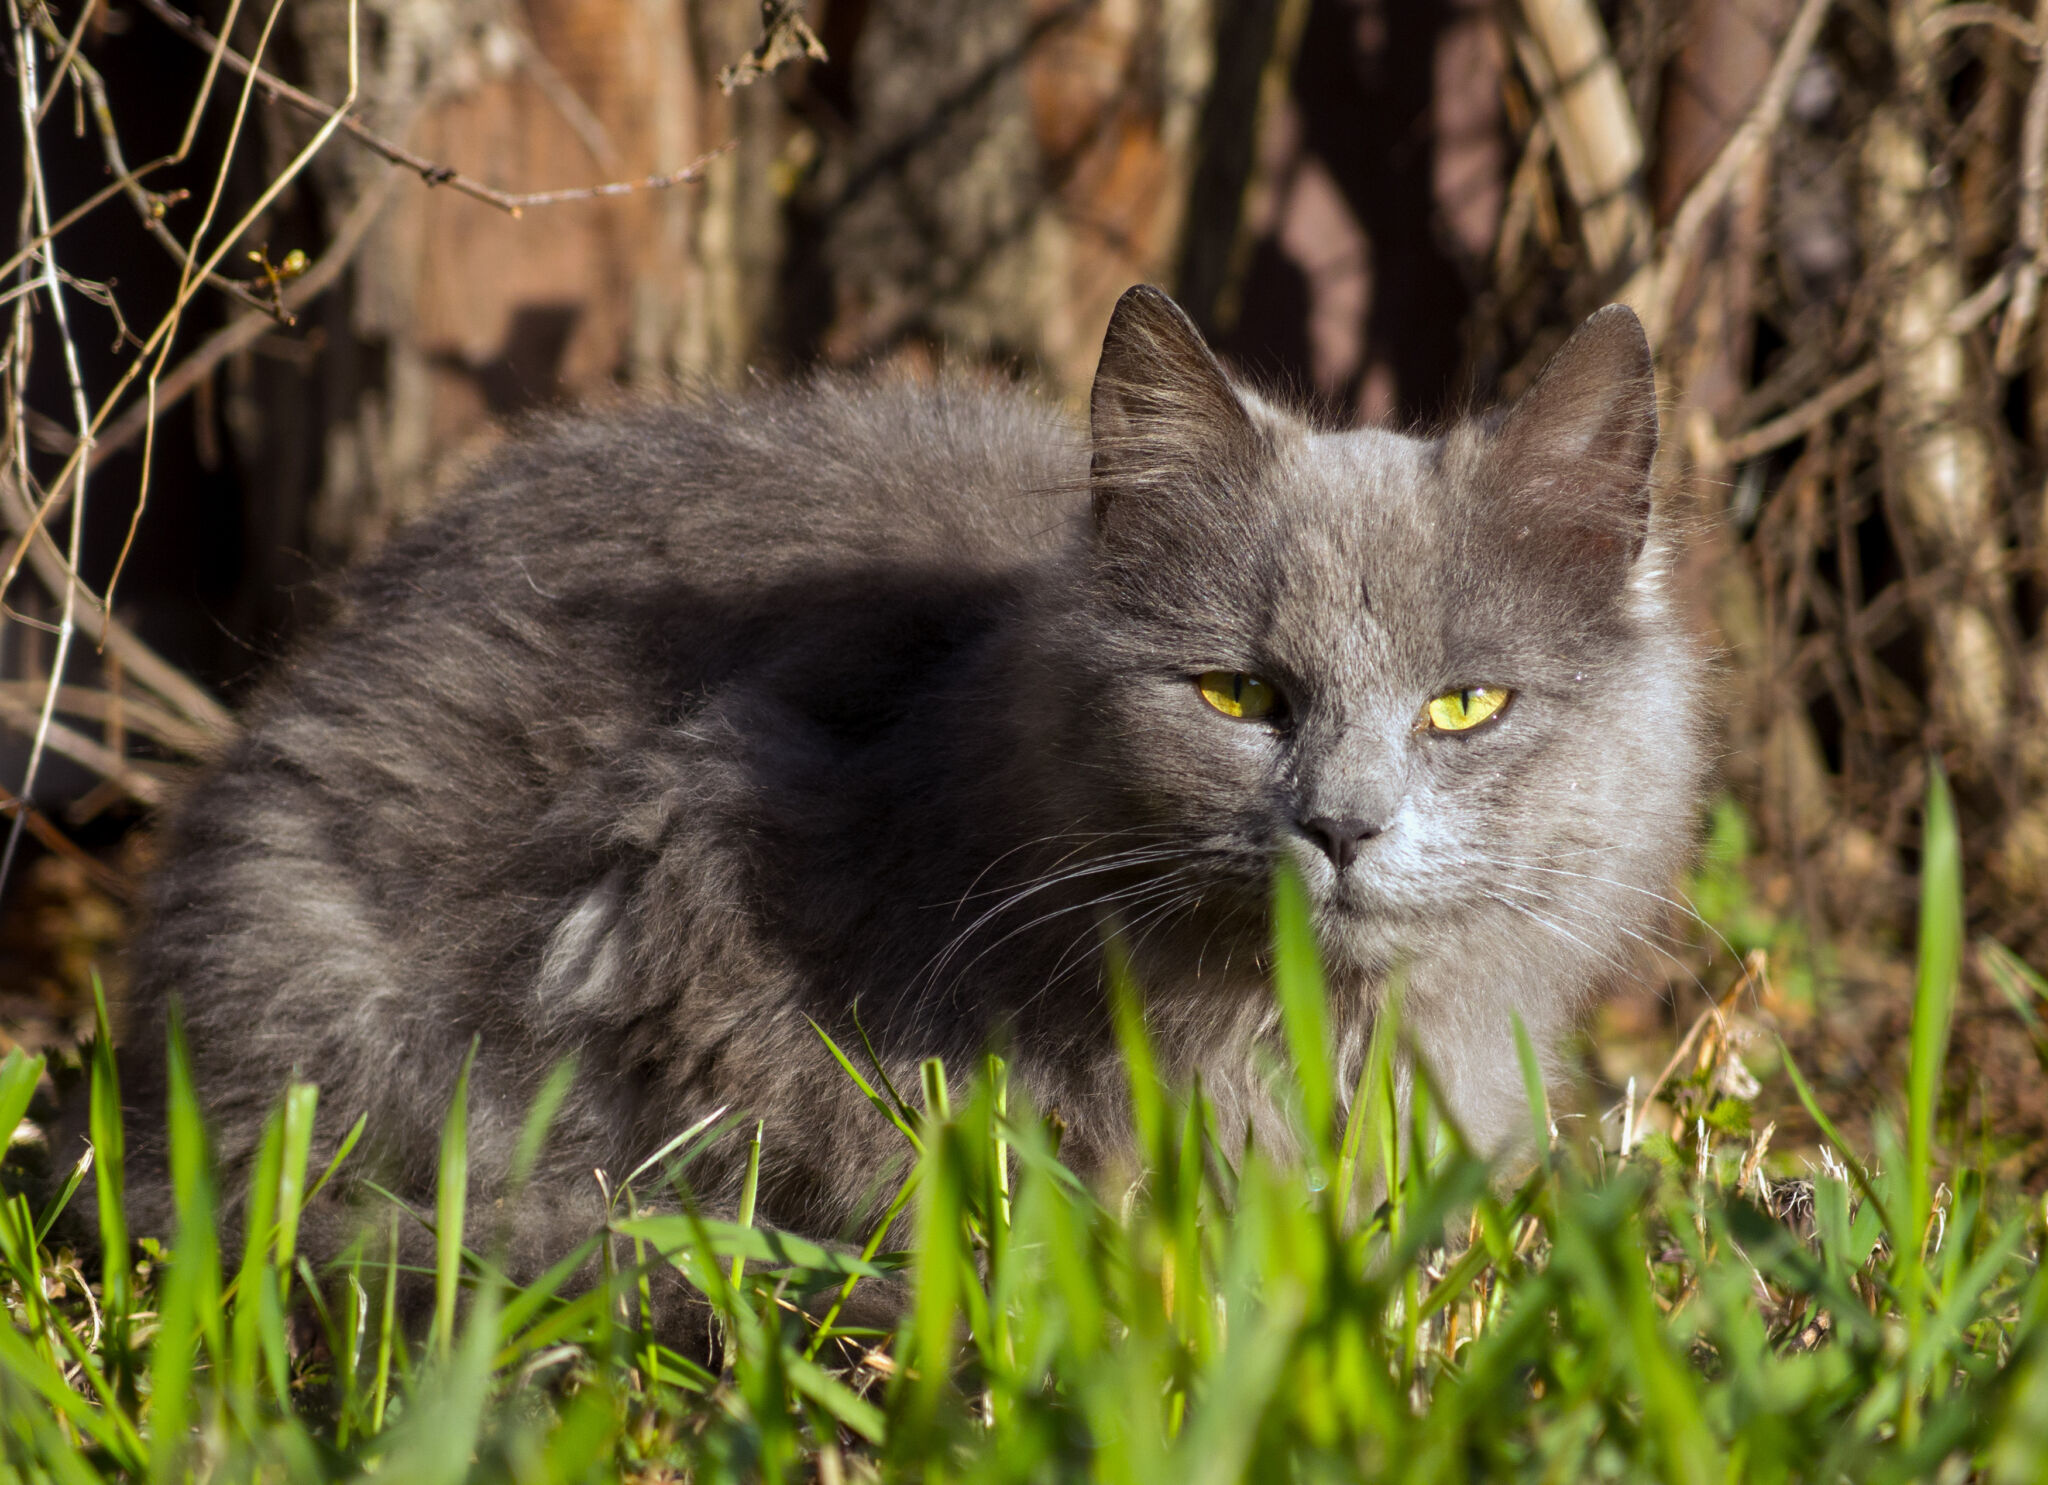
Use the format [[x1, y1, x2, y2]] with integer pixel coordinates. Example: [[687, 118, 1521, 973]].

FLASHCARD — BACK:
[[1286, 848, 1415, 920]]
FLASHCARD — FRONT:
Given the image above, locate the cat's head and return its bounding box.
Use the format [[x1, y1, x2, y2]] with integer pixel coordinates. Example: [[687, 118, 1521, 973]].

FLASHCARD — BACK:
[[1046, 286, 1705, 995]]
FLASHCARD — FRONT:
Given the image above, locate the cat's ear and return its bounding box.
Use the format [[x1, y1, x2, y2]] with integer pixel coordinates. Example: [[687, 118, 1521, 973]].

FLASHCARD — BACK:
[[1488, 304, 1658, 571], [1089, 285, 1264, 528]]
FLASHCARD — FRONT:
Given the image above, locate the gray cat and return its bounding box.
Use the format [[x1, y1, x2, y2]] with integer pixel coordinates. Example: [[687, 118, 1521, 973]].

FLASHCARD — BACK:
[[114, 286, 1705, 1313]]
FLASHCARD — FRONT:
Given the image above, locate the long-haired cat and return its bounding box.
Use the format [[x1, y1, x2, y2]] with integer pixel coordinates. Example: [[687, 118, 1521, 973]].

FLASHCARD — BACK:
[[114, 286, 1705, 1311]]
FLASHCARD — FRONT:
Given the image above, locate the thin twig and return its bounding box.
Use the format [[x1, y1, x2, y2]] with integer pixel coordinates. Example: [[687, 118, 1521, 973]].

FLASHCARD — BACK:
[[0, 158, 182, 294], [1720, 364, 1883, 464], [85, 173, 394, 472], [43, 6, 280, 319], [73, 57, 274, 313], [6, 0, 725, 639], [28, 174, 388, 473], [56, 269, 140, 352], [31, 0, 98, 126], [0, 0, 352, 624], [474, 149, 734, 212], [136, 0, 731, 218]]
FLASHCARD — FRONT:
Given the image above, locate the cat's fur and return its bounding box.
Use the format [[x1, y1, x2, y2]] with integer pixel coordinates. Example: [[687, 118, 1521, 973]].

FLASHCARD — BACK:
[[115, 287, 1705, 1303]]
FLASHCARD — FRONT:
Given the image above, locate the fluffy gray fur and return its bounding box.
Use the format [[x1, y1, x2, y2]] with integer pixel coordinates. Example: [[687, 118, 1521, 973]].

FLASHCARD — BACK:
[[115, 286, 1706, 1320]]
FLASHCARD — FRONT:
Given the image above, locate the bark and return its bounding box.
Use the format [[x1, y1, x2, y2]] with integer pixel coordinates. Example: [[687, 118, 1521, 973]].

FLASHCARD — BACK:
[[812, 0, 1215, 399]]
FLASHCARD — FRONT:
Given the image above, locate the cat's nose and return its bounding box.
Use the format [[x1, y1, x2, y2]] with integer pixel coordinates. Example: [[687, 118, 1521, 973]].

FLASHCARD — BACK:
[[1299, 814, 1384, 871]]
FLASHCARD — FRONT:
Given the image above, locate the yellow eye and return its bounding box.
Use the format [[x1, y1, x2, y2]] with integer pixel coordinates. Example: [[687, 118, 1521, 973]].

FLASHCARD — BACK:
[[1425, 685, 1511, 732], [1196, 671, 1280, 720]]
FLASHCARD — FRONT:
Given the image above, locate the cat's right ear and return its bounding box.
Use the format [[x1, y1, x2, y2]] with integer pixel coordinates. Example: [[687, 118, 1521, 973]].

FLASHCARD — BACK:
[[1089, 286, 1265, 529], [1486, 304, 1659, 576]]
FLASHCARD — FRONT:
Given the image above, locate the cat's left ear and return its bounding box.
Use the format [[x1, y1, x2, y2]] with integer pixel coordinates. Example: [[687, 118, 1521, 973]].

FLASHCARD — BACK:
[[1488, 304, 1658, 571], [1089, 285, 1266, 530]]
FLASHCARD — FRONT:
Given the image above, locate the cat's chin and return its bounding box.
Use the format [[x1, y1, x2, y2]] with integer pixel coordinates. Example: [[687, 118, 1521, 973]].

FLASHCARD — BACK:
[[1305, 876, 1462, 980], [1314, 934, 1399, 982], [1311, 902, 1416, 980]]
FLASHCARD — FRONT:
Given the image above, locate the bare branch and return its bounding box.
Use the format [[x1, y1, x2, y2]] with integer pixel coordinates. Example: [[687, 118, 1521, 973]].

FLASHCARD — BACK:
[[0, 681, 218, 756], [3, 0, 100, 890], [1619, 0, 1834, 342], [136, 0, 731, 217], [1511, 0, 1649, 276], [0, 690, 166, 807], [505, 20, 618, 170], [116, 0, 346, 617], [32, 0, 99, 126], [476, 145, 734, 212], [1720, 272, 2013, 463], [55, 26, 284, 319], [0, 471, 234, 744], [1719, 364, 1883, 464], [0, 0, 355, 625]]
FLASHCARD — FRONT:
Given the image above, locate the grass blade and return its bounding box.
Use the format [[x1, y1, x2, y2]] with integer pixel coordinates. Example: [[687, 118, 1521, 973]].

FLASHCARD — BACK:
[[304, 1110, 368, 1205], [811, 1017, 923, 1153], [729, 1118, 764, 1297], [620, 1101, 734, 1191], [1272, 862, 1335, 1168], [1107, 938, 1167, 1163], [615, 1214, 885, 1279], [1511, 1011, 1550, 1152], [1907, 761, 1962, 1251], [432, 1037, 479, 1364], [149, 1009, 222, 1481], [82, 976, 120, 1355], [273, 1081, 318, 1273], [1979, 936, 2048, 1030], [1900, 760, 1964, 1444], [0, 1049, 44, 1158]]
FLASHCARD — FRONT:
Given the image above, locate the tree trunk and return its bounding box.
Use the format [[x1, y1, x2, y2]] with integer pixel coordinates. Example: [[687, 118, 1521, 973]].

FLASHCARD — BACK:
[[250, 0, 786, 575]]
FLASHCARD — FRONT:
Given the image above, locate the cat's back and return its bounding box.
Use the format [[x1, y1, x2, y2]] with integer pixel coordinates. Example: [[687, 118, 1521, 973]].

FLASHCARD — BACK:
[[195, 369, 1084, 851], [389, 370, 1085, 602]]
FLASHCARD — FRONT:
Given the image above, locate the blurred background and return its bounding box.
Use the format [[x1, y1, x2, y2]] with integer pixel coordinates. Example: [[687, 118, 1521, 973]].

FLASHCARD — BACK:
[[2, 0, 2044, 1175]]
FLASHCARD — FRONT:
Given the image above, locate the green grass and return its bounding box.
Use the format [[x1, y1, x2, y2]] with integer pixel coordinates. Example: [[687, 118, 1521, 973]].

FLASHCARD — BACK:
[[1, 766, 2043, 1482]]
